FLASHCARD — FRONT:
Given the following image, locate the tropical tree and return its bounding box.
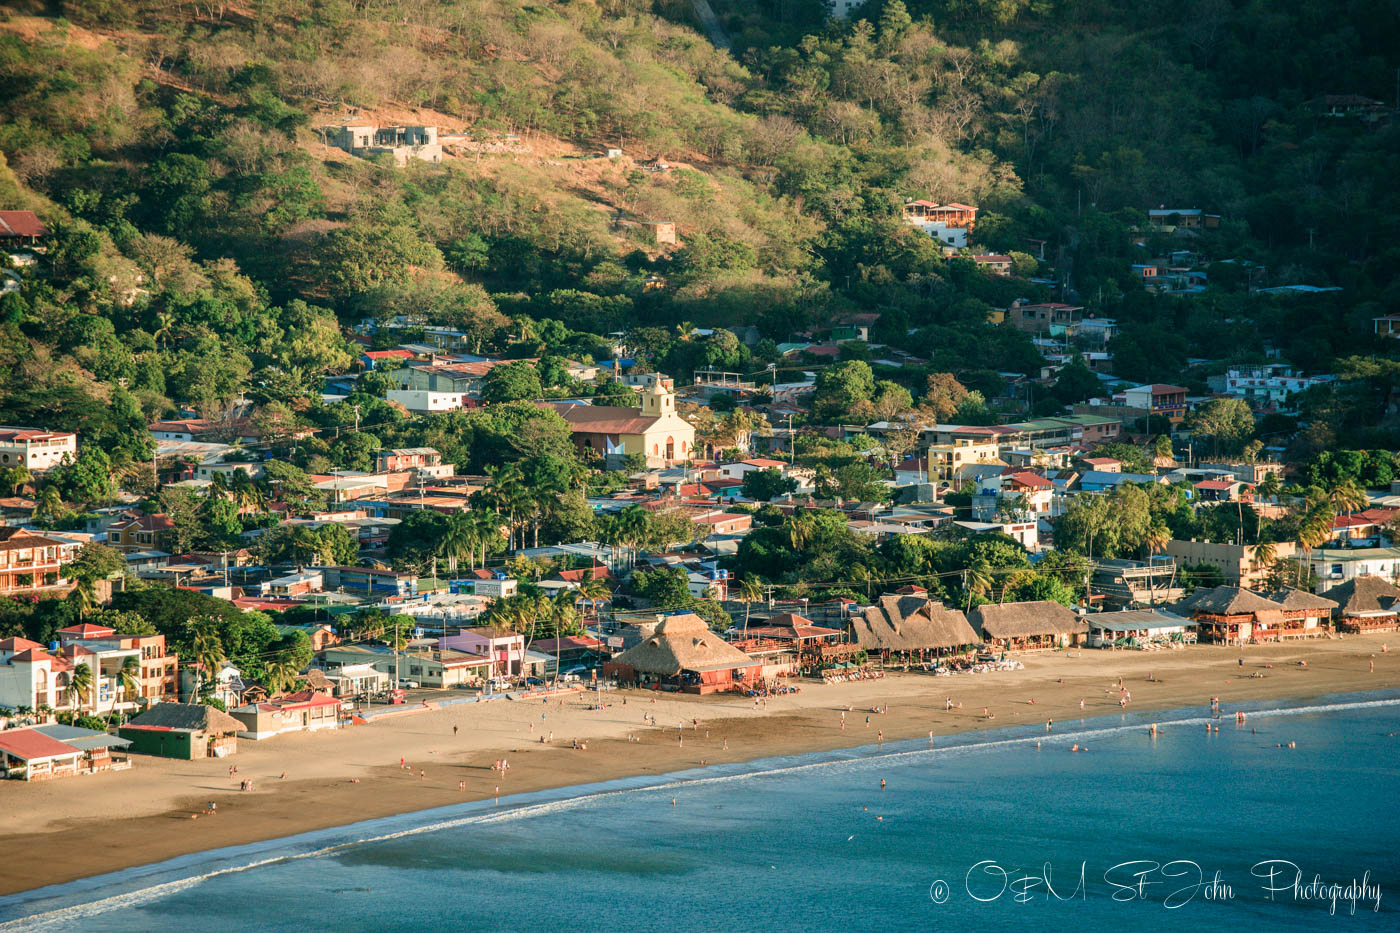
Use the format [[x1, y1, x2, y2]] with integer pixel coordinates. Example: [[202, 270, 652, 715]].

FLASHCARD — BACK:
[[574, 571, 611, 624], [113, 656, 141, 725], [1257, 471, 1282, 503], [965, 559, 993, 611], [35, 485, 66, 523], [1327, 479, 1368, 515], [186, 617, 225, 703], [736, 576, 764, 635], [1143, 521, 1170, 561], [67, 662, 94, 713], [615, 505, 652, 568]]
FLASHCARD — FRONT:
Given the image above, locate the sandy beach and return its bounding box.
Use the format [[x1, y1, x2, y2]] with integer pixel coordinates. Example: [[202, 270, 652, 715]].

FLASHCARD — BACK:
[[3, 634, 1399, 897]]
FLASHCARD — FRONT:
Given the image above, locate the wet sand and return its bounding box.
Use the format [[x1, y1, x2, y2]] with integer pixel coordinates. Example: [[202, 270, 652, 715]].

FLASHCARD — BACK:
[[3, 635, 1398, 897]]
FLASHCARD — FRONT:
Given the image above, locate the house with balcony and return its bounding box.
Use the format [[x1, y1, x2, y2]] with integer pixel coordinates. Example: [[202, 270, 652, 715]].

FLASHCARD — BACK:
[[925, 440, 1002, 486], [57, 623, 179, 706], [441, 626, 527, 679], [0, 527, 75, 596], [1122, 383, 1189, 424], [0, 427, 77, 472], [901, 201, 978, 251]]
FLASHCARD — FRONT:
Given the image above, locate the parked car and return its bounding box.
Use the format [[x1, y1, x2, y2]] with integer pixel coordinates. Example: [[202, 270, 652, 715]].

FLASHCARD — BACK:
[[396, 679, 420, 689], [525, 677, 544, 686]]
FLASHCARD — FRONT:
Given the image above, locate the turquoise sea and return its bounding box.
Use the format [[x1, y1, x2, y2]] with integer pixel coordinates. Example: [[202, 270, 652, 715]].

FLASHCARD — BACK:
[[3, 693, 1398, 932]]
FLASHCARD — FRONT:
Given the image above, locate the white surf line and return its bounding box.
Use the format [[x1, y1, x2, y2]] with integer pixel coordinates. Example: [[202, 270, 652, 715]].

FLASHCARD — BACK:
[[5, 695, 1396, 928]]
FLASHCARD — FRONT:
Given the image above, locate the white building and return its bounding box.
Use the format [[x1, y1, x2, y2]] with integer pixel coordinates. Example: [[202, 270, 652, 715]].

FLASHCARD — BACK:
[[0, 427, 77, 472], [1310, 547, 1400, 589], [386, 389, 469, 414], [1222, 365, 1334, 409]]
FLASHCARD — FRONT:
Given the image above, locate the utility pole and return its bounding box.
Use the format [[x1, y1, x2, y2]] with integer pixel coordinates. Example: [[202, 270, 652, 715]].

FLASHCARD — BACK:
[[353, 403, 362, 433]]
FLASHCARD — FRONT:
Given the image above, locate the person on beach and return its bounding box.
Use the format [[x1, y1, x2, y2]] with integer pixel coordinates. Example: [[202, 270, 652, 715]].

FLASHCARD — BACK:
[[453, 725, 458, 736], [1046, 720, 1053, 732], [1079, 698, 1085, 710]]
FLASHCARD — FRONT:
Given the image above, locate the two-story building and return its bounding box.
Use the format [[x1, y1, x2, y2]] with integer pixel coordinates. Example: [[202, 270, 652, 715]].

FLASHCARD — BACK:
[[0, 427, 77, 472], [0, 527, 75, 595], [106, 513, 177, 555], [57, 622, 179, 705], [1122, 384, 1189, 424]]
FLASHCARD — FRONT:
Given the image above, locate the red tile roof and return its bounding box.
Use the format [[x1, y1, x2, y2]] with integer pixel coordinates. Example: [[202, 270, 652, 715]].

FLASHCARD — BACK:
[[0, 637, 43, 652], [0, 728, 80, 761], [1006, 471, 1053, 488], [0, 211, 46, 238], [8, 648, 59, 663], [1194, 480, 1238, 490], [58, 623, 117, 638]]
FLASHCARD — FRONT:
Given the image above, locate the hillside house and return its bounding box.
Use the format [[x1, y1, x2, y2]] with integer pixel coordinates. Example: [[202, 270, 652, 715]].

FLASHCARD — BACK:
[[325, 124, 442, 166], [972, 254, 1013, 276], [0, 427, 76, 472], [0, 210, 46, 246]]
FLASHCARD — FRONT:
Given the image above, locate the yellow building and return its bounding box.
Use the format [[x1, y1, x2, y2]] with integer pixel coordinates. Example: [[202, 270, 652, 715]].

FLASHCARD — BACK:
[[927, 440, 1002, 485], [551, 378, 696, 468]]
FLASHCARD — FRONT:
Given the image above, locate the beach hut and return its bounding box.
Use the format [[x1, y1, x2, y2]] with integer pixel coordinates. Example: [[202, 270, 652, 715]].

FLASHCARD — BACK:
[[602, 613, 760, 694], [849, 596, 979, 659], [1086, 609, 1196, 649], [1260, 587, 1339, 637], [969, 600, 1088, 650], [1319, 577, 1400, 633], [1173, 586, 1288, 644], [120, 702, 245, 759]]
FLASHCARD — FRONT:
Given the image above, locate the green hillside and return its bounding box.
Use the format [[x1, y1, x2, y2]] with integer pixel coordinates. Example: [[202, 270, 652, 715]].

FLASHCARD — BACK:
[[0, 0, 1398, 460]]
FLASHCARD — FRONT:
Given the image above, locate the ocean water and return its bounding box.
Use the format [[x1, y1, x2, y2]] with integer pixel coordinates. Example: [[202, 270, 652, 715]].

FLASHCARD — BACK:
[[3, 694, 1399, 932]]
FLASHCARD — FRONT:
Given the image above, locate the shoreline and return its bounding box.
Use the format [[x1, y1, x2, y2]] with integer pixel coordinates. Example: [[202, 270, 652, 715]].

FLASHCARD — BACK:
[[3, 635, 1398, 900]]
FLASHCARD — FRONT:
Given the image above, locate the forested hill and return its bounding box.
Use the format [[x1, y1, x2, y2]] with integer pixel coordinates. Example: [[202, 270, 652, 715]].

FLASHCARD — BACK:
[[1, 0, 1399, 461]]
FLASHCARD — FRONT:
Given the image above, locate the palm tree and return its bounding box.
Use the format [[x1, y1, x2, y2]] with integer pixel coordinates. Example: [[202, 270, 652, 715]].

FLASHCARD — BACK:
[[265, 653, 303, 696], [113, 656, 141, 725], [1144, 521, 1170, 561], [616, 505, 652, 569], [1328, 479, 1368, 516], [35, 485, 65, 524], [736, 577, 764, 636], [1257, 471, 1282, 504], [152, 310, 174, 350], [574, 571, 611, 625], [67, 578, 97, 619], [964, 559, 993, 612], [440, 512, 473, 575], [186, 617, 225, 703], [1296, 506, 1333, 587], [1252, 540, 1278, 583], [1, 464, 33, 496], [67, 662, 94, 714]]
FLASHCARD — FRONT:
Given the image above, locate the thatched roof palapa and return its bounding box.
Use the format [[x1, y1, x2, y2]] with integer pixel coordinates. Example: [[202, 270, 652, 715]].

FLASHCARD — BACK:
[[1175, 586, 1287, 616], [851, 596, 978, 652], [126, 702, 244, 734], [970, 600, 1088, 639], [1263, 587, 1339, 612], [611, 613, 758, 674], [1320, 577, 1400, 615]]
